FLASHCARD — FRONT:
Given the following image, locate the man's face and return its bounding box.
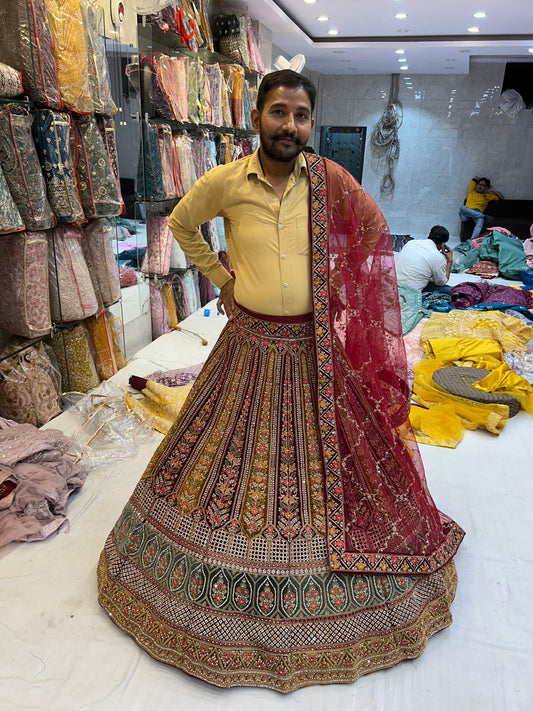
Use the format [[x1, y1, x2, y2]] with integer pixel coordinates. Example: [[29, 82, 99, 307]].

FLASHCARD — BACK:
[[251, 85, 314, 163], [475, 180, 489, 193]]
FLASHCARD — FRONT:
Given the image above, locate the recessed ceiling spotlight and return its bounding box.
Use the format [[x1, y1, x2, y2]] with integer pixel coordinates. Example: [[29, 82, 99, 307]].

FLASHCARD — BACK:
[[317, 15, 328, 21], [398, 29, 409, 33], [528, 48, 533, 53], [304, 0, 317, 4], [473, 11, 486, 18], [395, 13, 408, 19], [395, 49, 405, 54], [398, 58, 407, 63], [328, 28, 339, 35], [468, 26, 480, 33], [400, 65, 409, 70]]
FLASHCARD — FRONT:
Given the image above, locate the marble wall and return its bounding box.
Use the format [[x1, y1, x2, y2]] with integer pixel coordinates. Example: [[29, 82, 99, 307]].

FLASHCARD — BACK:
[[309, 62, 533, 238]]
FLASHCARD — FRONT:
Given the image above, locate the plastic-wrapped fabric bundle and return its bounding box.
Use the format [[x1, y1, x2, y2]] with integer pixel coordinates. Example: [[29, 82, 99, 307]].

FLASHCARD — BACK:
[[48, 225, 99, 322], [149, 280, 171, 340], [220, 71, 233, 128], [81, 218, 121, 307], [155, 54, 189, 122], [0, 231, 51, 338], [32, 109, 85, 225], [158, 123, 180, 198], [0, 339, 61, 426], [85, 0, 116, 115], [72, 115, 124, 217], [187, 58, 199, 124], [141, 215, 174, 275], [46, 0, 93, 113], [137, 120, 164, 200], [126, 57, 174, 120], [0, 0, 62, 109], [97, 116, 121, 189], [106, 312, 127, 370], [245, 15, 265, 74], [204, 63, 223, 126], [47, 322, 100, 393], [0, 105, 54, 230], [221, 64, 245, 129], [0, 164, 24, 234], [173, 131, 196, 193], [0, 62, 23, 98], [84, 311, 119, 381]]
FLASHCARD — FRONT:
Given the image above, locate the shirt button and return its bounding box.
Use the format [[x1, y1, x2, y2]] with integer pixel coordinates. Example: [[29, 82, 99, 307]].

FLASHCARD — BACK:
[[285, 310, 290, 315], [279, 224, 285, 229], [281, 254, 287, 260], [283, 282, 288, 288]]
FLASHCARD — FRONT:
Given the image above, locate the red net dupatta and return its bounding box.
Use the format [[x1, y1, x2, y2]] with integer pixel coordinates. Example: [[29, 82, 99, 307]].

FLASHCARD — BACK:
[[305, 154, 464, 575]]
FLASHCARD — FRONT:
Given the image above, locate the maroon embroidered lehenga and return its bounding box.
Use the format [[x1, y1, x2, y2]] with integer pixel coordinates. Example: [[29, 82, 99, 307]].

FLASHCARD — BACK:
[[97, 154, 464, 692]]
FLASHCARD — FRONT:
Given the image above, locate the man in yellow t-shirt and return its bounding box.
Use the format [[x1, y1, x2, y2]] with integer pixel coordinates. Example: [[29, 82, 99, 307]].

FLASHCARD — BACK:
[[459, 175, 504, 238]]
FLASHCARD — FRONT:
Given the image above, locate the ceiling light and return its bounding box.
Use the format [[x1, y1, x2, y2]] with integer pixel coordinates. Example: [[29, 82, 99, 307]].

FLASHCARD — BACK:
[[468, 26, 480, 33], [317, 15, 328, 21], [303, 0, 317, 4], [395, 13, 407, 19], [400, 65, 409, 70], [328, 29, 339, 35], [473, 11, 486, 18], [395, 49, 405, 54], [398, 58, 407, 63], [398, 29, 409, 33], [528, 48, 533, 53]]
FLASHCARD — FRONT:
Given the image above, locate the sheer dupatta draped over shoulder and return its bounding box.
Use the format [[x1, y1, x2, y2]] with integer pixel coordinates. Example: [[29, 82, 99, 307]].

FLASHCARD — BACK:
[[306, 154, 464, 574]]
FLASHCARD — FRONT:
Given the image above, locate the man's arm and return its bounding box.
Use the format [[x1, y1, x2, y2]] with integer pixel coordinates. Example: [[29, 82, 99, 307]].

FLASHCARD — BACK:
[[487, 187, 504, 199], [167, 169, 232, 290]]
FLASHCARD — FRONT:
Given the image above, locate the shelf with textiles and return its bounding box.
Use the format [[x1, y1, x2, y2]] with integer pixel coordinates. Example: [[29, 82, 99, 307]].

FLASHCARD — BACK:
[[0, 0, 142, 426], [148, 115, 256, 136]]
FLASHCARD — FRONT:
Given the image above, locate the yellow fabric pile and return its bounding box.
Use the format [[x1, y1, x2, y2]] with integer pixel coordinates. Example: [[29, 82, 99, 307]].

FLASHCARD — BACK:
[[409, 310, 533, 447], [126, 381, 193, 435]]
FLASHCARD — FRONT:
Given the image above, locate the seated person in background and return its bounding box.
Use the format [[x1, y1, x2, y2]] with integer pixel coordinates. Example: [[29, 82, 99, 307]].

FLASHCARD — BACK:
[[459, 176, 504, 239], [395, 225, 453, 294]]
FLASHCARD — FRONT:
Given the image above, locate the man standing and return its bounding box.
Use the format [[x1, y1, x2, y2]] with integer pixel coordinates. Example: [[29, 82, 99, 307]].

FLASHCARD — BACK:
[[395, 225, 454, 294], [459, 175, 504, 239], [98, 70, 463, 692]]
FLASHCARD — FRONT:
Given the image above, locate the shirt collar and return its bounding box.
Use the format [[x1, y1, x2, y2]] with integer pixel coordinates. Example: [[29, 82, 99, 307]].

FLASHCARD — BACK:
[[247, 147, 308, 182]]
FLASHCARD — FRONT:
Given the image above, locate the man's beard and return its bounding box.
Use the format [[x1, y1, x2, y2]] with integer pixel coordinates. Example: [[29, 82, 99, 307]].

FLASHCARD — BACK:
[[259, 126, 305, 162]]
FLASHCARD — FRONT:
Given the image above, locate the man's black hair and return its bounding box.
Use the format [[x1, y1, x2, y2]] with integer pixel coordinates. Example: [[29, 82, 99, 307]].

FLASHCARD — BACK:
[[427, 225, 450, 245], [479, 177, 491, 187], [256, 69, 316, 113]]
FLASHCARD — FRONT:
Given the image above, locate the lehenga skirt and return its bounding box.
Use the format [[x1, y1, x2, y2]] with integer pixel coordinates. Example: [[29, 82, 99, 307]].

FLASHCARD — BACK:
[[97, 306, 458, 693]]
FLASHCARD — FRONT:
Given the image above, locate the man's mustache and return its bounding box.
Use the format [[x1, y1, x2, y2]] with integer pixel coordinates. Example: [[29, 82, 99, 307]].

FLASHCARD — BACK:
[[272, 133, 303, 145]]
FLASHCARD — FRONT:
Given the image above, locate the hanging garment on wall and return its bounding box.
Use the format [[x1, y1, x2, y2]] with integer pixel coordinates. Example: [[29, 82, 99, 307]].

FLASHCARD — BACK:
[[204, 63, 223, 126], [48, 322, 100, 393], [84, 311, 119, 381], [187, 57, 200, 124], [173, 131, 197, 193], [48, 225, 99, 323], [106, 312, 127, 370], [126, 57, 173, 120], [97, 117, 121, 191], [170, 234, 188, 270], [141, 215, 174, 276], [0, 0, 62, 109], [155, 54, 189, 122], [0, 164, 24, 234], [0, 231, 51, 338], [0, 105, 54, 230], [137, 120, 164, 200], [164, 282, 179, 330], [157, 123, 180, 198], [81, 218, 121, 307], [72, 115, 125, 218], [221, 64, 245, 129], [31, 109, 85, 225], [149, 280, 172, 340], [46, 0, 93, 113], [85, 0, 116, 115], [0, 339, 61, 426], [0, 62, 23, 98]]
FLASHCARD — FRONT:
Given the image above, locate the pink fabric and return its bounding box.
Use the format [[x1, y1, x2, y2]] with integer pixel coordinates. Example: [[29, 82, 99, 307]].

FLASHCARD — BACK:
[[0, 417, 87, 547]]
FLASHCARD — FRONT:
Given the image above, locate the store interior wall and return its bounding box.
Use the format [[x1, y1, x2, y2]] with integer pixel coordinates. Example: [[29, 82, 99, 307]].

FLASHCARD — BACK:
[[313, 61, 533, 238]]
